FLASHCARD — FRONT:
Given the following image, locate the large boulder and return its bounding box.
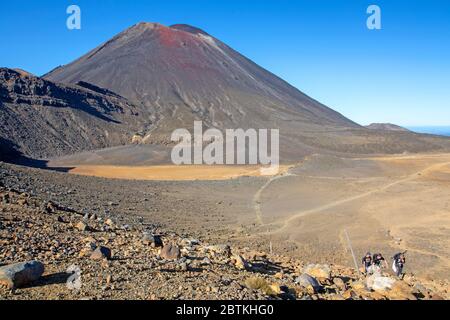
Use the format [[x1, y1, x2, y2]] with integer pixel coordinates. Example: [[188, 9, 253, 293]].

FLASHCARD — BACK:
[[366, 274, 396, 292], [295, 273, 323, 293], [0, 261, 45, 289], [303, 264, 331, 280], [366, 275, 416, 300]]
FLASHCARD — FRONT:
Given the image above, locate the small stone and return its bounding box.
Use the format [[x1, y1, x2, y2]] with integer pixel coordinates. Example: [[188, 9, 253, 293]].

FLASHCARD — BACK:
[[76, 221, 89, 232], [78, 247, 93, 258], [351, 280, 367, 291], [333, 277, 346, 290], [180, 262, 188, 272], [142, 233, 163, 247], [105, 219, 114, 227], [207, 244, 231, 257], [412, 283, 428, 295], [86, 242, 97, 251], [232, 255, 248, 270], [90, 246, 112, 261], [181, 238, 199, 247], [342, 290, 356, 300], [269, 283, 283, 295], [160, 243, 181, 260], [274, 272, 284, 279]]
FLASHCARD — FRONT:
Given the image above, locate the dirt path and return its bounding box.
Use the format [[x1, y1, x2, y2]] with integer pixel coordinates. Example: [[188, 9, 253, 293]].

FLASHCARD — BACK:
[[257, 161, 450, 236], [253, 171, 297, 225]]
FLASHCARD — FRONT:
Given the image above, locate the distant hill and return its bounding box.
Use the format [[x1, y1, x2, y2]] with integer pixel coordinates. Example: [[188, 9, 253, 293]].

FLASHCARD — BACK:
[[366, 123, 410, 132]]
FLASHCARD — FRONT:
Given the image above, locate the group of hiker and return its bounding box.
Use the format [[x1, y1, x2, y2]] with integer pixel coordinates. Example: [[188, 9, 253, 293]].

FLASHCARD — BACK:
[[361, 251, 407, 278]]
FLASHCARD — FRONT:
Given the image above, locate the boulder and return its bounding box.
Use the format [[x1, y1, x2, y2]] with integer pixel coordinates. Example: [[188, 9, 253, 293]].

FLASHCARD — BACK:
[[160, 243, 181, 260], [366, 274, 396, 292], [295, 274, 322, 293], [0, 261, 45, 289], [90, 246, 112, 261], [304, 264, 331, 280]]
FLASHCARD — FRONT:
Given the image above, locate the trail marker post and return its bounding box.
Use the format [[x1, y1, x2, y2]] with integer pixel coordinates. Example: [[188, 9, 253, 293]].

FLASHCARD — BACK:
[[344, 229, 361, 275]]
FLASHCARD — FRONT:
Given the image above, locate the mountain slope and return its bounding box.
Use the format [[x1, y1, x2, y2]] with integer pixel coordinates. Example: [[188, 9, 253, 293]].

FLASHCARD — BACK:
[[0, 68, 151, 159]]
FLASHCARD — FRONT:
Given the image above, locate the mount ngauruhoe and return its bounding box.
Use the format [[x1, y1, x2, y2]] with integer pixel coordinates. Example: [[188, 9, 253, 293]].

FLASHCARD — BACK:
[[2, 23, 449, 161]]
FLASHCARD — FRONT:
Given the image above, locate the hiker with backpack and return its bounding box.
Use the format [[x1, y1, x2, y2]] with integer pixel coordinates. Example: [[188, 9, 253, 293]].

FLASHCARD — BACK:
[[373, 253, 388, 269], [361, 252, 373, 274], [392, 251, 407, 278]]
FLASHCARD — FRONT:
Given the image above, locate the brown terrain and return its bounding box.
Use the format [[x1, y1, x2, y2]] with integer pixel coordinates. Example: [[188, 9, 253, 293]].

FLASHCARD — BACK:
[[1, 159, 449, 300], [1, 22, 449, 300]]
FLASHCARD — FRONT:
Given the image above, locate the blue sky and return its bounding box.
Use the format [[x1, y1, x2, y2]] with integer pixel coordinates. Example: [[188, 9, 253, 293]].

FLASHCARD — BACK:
[[0, 0, 449, 126]]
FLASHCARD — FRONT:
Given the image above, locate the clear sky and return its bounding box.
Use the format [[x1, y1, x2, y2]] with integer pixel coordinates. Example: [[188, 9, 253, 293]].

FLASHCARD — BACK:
[[0, 0, 449, 126]]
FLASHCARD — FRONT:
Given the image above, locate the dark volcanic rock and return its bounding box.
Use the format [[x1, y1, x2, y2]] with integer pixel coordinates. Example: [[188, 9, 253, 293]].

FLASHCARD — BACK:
[[0, 68, 151, 159]]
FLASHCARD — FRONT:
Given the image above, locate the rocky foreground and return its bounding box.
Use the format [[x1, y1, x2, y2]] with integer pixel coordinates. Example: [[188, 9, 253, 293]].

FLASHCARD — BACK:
[[0, 185, 448, 300]]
